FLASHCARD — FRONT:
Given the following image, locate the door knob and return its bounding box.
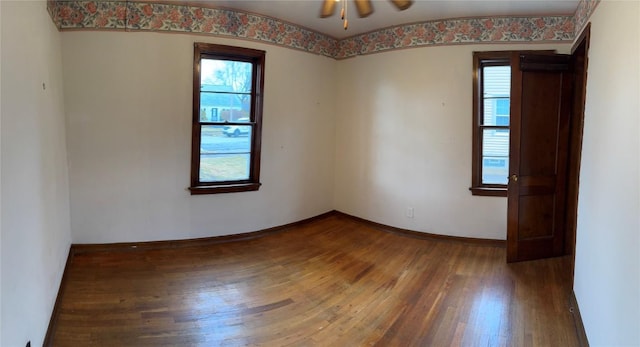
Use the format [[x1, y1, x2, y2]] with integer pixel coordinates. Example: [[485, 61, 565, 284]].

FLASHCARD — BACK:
[[510, 174, 518, 182]]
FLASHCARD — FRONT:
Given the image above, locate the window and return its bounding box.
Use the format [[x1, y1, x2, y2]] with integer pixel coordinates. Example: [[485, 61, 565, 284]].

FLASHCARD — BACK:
[[190, 43, 265, 194], [471, 52, 511, 196]]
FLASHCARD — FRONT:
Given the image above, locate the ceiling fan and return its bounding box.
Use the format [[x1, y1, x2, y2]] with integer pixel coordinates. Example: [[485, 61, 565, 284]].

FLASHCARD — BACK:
[[320, 0, 413, 19]]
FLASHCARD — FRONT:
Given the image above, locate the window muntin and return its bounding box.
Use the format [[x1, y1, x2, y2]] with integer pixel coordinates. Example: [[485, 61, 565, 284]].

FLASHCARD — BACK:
[[190, 43, 265, 194], [471, 52, 511, 196]]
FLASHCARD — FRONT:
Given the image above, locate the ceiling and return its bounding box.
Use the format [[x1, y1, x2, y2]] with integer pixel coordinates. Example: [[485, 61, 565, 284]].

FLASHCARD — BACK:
[[194, 0, 580, 39]]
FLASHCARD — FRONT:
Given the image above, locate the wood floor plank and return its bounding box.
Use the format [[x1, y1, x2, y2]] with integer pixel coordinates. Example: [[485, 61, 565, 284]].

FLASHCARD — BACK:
[[47, 214, 579, 346]]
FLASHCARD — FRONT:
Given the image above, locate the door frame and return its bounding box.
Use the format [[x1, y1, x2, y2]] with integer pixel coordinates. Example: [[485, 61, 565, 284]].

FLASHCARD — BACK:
[[565, 23, 591, 283]]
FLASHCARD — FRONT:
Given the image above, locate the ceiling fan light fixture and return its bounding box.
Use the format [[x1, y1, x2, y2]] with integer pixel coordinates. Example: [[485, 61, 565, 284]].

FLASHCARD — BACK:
[[321, 0, 413, 30], [320, 0, 337, 18], [354, 0, 374, 18], [391, 0, 413, 11]]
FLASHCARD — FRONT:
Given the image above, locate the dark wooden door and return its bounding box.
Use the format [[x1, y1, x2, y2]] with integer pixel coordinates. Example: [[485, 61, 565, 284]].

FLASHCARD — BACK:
[[507, 53, 574, 263]]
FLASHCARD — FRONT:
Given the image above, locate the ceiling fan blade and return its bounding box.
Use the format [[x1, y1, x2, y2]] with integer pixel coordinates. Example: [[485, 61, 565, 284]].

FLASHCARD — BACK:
[[354, 0, 374, 18], [320, 0, 337, 18], [390, 0, 413, 11]]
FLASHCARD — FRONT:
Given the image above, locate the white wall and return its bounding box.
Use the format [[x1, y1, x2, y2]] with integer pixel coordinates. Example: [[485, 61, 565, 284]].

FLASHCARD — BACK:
[[574, 1, 640, 346], [62, 32, 336, 243], [0, 1, 3, 341], [0, 1, 72, 346], [333, 43, 570, 240]]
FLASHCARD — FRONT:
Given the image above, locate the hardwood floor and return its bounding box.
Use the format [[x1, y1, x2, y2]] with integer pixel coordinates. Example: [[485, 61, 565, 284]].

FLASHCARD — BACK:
[[47, 213, 580, 346]]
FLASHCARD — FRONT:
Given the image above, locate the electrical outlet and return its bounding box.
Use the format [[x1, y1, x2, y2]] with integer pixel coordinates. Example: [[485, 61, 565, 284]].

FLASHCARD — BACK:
[[406, 207, 414, 218]]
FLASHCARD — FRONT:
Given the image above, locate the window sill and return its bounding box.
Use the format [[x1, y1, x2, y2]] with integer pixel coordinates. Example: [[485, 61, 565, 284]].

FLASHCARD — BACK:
[[469, 186, 507, 197], [189, 182, 261, 195]]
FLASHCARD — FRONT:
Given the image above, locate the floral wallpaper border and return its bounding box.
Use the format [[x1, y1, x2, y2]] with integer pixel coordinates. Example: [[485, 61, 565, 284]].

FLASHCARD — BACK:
[[336, 15, 574, 59], [47, 0, 600, 60], [574, 0, 600, 37]]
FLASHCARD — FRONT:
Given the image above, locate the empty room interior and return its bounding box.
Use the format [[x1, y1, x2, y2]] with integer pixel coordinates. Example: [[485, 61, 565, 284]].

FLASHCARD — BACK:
[[1, 0, 639, 346]]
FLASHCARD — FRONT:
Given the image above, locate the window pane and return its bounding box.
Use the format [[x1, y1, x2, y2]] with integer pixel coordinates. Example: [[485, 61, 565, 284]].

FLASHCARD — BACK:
[[482, 129, 509, 184], [483, 98, 510, 125], [200, 154, 251, 182], [482, 65, 510, 126], [200, 125, 252, 182], [201, 59, 252, 93], [483, 66, 510, 96], [200, 59, 253, 123]]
